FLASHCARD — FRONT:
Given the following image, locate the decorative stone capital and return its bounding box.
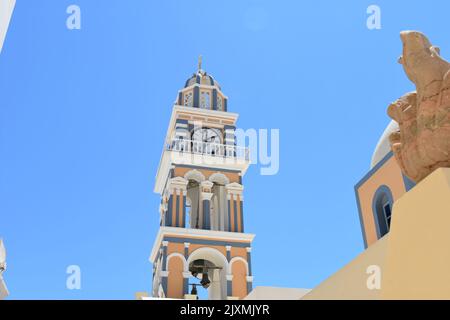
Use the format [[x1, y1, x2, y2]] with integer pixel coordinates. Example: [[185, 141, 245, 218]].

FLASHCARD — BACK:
[[162, 241, 169, 247], [226, 274, 234, 281], [201, 192, 214, 201], [246, 276, 254, 282], [225, 183, 244, 197], [225, 245, 232, 251], [160, 271, 169, 277], [182, 272, 192, 278], [184, 242, 190, 248], [246, 247, 252, 253], [167, 176, 188, 194], [200, 180, 214, 192]]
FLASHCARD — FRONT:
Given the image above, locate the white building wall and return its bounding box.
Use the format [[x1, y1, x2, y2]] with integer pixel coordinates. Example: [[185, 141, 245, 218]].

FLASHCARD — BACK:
[[0, 276, 8, 300], [0, 0, 16, 53]]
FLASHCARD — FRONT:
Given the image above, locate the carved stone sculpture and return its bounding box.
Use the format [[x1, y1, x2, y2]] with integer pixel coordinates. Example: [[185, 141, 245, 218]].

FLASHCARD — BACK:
[[388, 31, 450, 183]]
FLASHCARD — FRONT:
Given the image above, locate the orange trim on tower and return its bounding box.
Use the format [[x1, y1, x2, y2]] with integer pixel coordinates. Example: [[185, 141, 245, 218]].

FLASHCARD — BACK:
[[229, 197, 235, 232]]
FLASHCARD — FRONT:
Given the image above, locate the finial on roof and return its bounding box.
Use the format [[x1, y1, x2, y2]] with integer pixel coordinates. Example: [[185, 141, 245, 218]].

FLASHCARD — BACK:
[[198, 55, 202, 72]]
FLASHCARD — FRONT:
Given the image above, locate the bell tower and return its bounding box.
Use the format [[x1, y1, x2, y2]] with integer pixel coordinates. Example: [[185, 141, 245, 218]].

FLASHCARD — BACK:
[[150, 60, 254, 300]]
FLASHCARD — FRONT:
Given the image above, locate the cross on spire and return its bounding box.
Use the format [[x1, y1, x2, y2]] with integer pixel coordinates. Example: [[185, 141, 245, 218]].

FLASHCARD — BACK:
[[198, 55, 202, 71]]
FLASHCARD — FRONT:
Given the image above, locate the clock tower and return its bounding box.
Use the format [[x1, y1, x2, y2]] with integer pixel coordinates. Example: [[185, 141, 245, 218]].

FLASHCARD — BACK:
[[150, 60, 255, 300]]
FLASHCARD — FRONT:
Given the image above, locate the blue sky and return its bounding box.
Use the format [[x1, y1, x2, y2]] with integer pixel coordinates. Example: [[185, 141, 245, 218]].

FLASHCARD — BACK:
[[0, 0, 448, 299]]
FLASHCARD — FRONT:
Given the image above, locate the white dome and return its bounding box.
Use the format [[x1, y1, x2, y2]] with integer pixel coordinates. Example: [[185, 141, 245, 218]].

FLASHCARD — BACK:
[[370, 120, 399, 168]]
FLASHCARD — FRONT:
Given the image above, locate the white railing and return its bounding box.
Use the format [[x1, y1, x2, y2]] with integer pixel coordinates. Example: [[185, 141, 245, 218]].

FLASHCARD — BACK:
[[166, 139, 249, 161]]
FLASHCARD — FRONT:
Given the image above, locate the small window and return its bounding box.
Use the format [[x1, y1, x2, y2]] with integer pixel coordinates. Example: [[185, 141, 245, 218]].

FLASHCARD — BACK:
[[200, 91, 210, 109], [373, 186, 393, 238], [184, 92, 193, 107]]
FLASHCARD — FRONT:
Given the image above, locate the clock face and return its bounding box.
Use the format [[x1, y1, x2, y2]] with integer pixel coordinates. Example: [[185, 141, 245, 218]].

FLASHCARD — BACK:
[[192, 128, 222, 144]]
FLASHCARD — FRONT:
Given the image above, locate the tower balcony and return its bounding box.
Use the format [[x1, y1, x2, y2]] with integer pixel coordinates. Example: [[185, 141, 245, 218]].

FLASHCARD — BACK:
[[154, 139, 251, 194], [166, 139, 249, 161]]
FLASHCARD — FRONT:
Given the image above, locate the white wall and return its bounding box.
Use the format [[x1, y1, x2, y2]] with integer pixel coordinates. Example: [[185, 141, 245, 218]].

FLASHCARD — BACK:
[[0, 0, 16, 53], [0, 276, 8, 300]]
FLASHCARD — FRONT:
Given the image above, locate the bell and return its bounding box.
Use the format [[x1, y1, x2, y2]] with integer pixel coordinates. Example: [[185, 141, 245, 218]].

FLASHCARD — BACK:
[[200, 272, 211, 288], [190, 284, 198, 295]]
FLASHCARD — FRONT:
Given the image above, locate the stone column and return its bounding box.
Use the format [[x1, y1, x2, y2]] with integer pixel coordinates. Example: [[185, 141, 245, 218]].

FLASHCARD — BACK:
[[200, 181, 214, 230], [226, 245, 232, 262]]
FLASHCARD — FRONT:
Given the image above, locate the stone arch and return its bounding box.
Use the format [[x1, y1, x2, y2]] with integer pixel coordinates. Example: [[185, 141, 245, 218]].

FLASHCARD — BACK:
[[166, 252, 188, 272], [167, 253, 186, 299], [228, 256, 249, 275], [230, 258, 248, 299], [187, 247, 229, 300], [209, 172, 230, 185], [187, 247, 229, 271], [184, 169, 205, 183]]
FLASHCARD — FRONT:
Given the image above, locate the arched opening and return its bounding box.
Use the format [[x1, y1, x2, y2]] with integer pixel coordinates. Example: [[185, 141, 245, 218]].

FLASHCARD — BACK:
[[372, 185, 394, 238], [184, 170, 206, 230], [185, 197, 192, 229], [186, 180, 201, 229], [187, 248, 228, 300], [210, 173, 230, 232], [188, 259, 222, 300]]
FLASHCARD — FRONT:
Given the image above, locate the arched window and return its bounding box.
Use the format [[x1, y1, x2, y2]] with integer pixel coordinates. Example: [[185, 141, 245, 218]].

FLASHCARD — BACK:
[[184, 92, 193, 107], [200, 91, 211, 109], [372, 185, 394, 238]]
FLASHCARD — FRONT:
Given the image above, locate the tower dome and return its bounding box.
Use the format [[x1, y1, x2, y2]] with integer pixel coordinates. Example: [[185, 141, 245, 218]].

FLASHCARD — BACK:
[[184, 70, 221, 90], [370, 120, 399, 168], [176, 57, 228, 112]]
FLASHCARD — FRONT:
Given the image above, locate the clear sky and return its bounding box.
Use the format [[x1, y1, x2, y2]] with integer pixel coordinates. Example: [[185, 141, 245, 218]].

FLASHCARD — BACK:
[[0, 0, 448, 299]]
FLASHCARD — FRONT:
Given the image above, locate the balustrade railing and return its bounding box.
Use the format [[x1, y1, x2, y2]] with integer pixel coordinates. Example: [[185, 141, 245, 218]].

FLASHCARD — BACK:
[[166, 139, 249, 161]]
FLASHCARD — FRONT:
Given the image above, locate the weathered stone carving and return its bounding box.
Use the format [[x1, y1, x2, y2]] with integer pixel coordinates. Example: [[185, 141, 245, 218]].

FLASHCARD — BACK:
[[388, 31, 450, 183]]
